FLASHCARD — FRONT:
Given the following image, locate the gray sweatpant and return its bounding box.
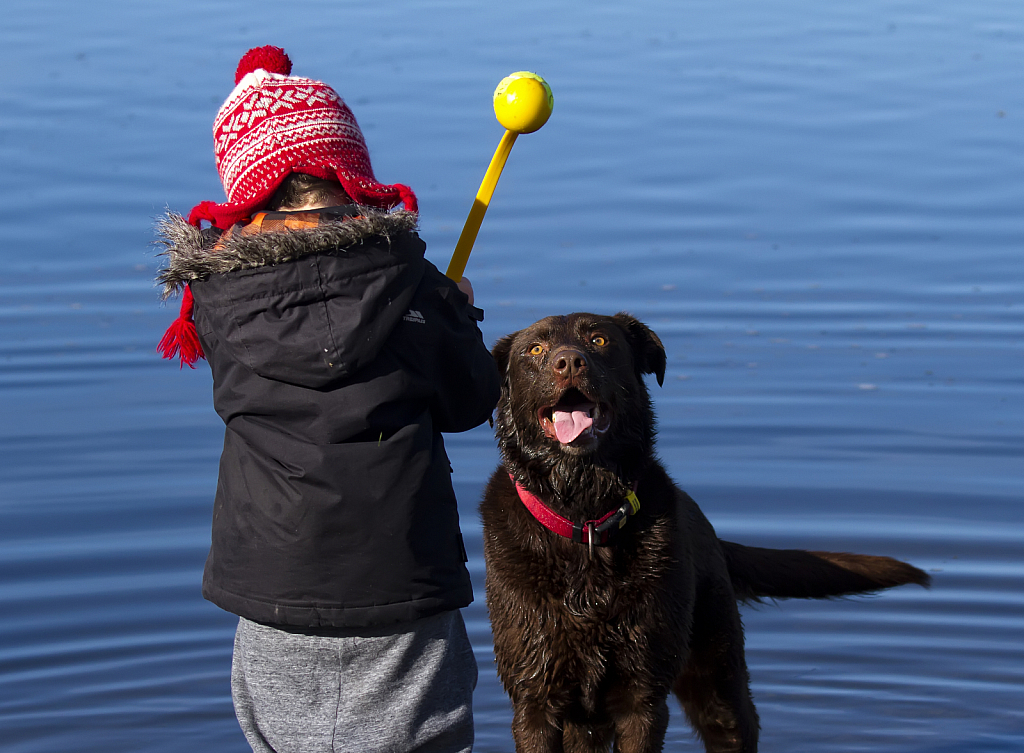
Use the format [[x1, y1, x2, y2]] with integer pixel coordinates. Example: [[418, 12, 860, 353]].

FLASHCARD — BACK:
[[231, 610, 477, 753]]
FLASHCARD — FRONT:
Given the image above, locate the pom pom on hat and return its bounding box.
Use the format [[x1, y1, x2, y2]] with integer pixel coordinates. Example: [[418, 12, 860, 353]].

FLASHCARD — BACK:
[[235, 45, 292, 84]]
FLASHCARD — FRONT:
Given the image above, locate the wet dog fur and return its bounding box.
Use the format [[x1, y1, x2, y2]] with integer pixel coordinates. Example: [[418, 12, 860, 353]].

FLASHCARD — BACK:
[[480, 312, 930, 753]]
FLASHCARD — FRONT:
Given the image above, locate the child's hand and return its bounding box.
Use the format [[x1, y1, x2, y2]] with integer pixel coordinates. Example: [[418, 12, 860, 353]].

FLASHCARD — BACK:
[[456, 276, 474, 306]]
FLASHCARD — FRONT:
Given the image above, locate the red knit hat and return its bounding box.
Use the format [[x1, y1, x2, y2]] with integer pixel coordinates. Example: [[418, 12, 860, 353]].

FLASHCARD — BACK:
[[187, 45, 417, 230], [162, 46, 418, 367]]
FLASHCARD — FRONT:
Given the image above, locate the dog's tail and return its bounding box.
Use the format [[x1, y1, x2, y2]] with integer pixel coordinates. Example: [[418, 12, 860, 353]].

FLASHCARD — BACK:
[[720, 540, 930, 602]]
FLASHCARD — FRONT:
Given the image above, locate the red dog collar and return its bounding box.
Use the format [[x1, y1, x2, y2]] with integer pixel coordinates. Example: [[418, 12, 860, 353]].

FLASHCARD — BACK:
[[511, 475, 640, 546]]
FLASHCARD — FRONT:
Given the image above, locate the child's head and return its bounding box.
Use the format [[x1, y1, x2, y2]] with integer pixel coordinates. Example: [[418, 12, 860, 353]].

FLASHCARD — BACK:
[[266, 173, 351, 211], [188, 46, 416, 228]]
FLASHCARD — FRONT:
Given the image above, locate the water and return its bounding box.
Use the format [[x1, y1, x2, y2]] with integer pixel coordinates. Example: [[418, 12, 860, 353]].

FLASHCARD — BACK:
[[1, 1, 1021, 750]]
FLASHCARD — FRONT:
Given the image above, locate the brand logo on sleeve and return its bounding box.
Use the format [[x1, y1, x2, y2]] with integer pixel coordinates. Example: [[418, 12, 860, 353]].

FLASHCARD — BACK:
[[403, 309, 426, 324]]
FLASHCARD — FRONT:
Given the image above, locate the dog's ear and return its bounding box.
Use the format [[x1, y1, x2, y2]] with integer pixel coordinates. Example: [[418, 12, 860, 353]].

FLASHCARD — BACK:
[[612, 313, 666, 387], [491, 334, 516, 382]]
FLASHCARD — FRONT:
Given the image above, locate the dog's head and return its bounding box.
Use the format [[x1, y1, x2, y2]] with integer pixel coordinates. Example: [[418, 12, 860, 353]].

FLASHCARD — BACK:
[[492, 313, 666, 491]]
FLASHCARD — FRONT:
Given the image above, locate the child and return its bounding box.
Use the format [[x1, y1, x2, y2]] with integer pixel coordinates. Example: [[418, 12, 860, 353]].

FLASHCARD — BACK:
[[156, 46, 500, 753]]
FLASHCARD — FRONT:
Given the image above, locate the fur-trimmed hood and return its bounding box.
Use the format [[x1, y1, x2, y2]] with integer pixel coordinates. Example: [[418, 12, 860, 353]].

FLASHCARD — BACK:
[[157, 206, 428, 387], [155, 208, 419, 298]]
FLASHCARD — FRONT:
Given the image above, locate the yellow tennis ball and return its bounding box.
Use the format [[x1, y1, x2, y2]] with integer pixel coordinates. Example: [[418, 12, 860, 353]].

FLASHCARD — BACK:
[[493, 72, 553, 134]]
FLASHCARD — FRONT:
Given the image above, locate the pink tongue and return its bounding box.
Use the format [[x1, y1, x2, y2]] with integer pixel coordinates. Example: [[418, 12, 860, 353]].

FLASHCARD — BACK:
[[553, 409, 594, 444]]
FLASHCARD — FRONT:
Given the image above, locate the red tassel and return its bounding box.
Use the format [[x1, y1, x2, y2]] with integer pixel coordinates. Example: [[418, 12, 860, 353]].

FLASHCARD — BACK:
[[158, 286, 205, 368]]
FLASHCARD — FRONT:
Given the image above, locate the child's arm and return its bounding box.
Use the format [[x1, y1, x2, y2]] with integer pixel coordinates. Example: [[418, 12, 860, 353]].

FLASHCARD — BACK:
[[420, 270, 500, 434]]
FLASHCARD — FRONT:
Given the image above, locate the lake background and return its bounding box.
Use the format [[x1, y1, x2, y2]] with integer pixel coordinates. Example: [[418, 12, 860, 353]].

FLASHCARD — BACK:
[[0, 1, 1021, 751]]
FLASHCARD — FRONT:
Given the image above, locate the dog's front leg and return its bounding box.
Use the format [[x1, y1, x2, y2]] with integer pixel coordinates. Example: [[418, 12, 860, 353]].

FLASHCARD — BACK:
[[511, 704, 566, 753], [609, 697, 670, 753], [562, 720, 616, 753]]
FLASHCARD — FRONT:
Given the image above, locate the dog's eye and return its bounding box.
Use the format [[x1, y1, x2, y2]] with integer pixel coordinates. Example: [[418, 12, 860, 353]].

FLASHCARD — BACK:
[[591, 335, 607, 347], [529, 345, 544, 356]]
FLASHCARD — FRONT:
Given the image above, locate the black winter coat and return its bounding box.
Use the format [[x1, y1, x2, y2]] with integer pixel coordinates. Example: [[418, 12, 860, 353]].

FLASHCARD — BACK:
[[157, 207, 500, 627]]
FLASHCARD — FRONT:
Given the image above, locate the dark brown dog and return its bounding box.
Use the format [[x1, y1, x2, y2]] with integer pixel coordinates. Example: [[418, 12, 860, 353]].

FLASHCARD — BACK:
[[480, 312, 929, 753]]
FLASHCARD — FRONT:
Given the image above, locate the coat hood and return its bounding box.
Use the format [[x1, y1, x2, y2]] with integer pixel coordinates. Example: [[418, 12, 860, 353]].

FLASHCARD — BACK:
[[156, 207, 427, 387], [156, 207, 419, 297]]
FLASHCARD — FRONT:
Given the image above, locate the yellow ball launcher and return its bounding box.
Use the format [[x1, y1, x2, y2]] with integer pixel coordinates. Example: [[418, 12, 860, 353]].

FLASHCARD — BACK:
[[445, 72, 553, 282]]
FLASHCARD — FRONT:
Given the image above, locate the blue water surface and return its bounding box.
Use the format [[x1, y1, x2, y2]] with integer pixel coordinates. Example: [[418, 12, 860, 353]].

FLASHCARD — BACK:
[[0, 1, 1021, 751]]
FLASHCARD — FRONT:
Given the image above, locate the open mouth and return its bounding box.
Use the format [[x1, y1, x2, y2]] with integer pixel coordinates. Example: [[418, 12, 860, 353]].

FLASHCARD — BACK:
[[538, 388, 611, 445]]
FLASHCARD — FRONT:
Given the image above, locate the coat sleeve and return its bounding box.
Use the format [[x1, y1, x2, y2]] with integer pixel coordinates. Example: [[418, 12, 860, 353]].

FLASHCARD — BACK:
[[417, 264, 501, 434]]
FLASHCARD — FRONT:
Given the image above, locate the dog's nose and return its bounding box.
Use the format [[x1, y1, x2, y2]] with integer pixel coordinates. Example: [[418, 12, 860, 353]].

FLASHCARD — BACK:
[[552, 348, 587, 381]]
